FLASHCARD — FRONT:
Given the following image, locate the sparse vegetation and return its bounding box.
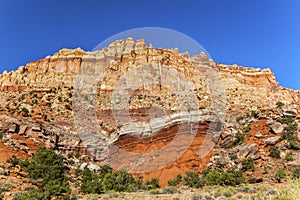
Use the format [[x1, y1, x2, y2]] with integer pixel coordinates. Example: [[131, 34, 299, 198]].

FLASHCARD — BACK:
[[281, 116, 295, 125], [243, 124, 250, 133], [80, 168, 103, 194], [65, 104, 72, 110], [285, 153, 294, 161], [263, 166, 268, 174], [75, 151, 80, 158], [202, 168, 245, 186], [236, 116, 244, 122], [276, 169, 286, 183], [6, 155, 20, 167], [168, 174, 182, 187], [281, 115, 300, 150], [250, 110, 258, 118], [293, 167, 300, 179], [276, 101, 284, 108], [102, 168, 139, 192], [183, 171, 203, 188], [283, 131, 298, 142], [241, 158, 255, 172], [144, 178, 160, 190], [21, 107, 29, 116], [269, 146, 281, 158], [288, 142, 300, 150], [234, 132, 244, 146], [181, 168, 246, 189]]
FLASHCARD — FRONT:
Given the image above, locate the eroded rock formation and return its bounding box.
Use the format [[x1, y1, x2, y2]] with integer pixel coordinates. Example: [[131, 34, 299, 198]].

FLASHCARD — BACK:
[[0, 38, 299, 187]]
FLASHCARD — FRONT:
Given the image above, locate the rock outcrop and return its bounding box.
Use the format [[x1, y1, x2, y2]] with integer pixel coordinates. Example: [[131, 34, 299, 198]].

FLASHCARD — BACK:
[[0, 38, 299, 187]]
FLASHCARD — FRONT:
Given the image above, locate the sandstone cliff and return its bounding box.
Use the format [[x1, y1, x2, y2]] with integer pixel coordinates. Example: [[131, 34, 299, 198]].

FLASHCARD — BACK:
[[0, 38, 299, 188]]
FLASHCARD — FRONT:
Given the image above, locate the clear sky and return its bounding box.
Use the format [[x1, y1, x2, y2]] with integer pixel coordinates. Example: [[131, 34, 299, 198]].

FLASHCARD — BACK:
[[0, 0, 299, 89]]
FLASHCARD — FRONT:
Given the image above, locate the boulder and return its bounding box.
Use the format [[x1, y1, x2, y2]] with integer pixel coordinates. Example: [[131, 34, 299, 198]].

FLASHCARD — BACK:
[[220, 135, 236, 148], [232, 143, 258, 159], [80, 163, 88, 170], [87, 163, 100, 172], [283, 104, 297, 117], [285, 154, 300, 168], [269, 122, 283, 134], [18, 125, 28, 135], [7, 124, 18, 133], [264, 136, 282, 145]]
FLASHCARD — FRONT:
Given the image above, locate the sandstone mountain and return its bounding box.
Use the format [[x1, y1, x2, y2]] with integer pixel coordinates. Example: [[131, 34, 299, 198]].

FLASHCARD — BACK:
[[0, 38, 299, 197]]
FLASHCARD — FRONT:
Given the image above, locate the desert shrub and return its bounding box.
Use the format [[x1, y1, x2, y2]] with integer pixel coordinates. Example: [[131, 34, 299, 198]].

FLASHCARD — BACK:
[[144, 178, 160, 190], [243, 125, 250, 133], [234, 133, 244, 146], [276, 169, 286, 182], [183, 171, 203, 188], [285, 153, 294, 161], [202, 168, 245, 186], [18, 158, 30, 169], [292, 167, 300, 179], [263, 166, 268, 174], [80, 168, 103, 194], [281, 116, 295, 125], [98, 164, 112, 178], [241, 158, 255, 172], [251, 110, 258, 118], [75, 152, 80, 159], [65, 104, 72, 110], [236, 116, 244, 122], [285, 122, 298, 132], [6, 155, 20, 167], [283, 132, 298, 142], [229, 154, 238, 160], [269, 146, 280, 158], [102, 168, 138, 192], [67, 152, 73, 159], [21, 146, 70, 198], [167, 174, 182, 187], [0, 183, 15, 192], [276, 101, 284, 108], [0, 131, 3, 140], [12, 191, 23, 200], [288, 142, 300, 150], [21, 107, 29, 113], [21, 107, 29, 116]]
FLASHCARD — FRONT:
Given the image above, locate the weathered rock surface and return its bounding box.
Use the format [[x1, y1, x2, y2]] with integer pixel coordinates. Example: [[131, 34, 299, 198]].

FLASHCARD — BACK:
[[264, 136, 282, 145], [0, 38, 299, 189], [269, 122, 284, 134]]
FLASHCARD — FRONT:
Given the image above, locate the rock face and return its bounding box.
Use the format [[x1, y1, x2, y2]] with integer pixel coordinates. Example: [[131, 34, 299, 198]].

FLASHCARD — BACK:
[[264, 136, 282, 145], [269, 122, 284, 134], [0, 38, 299, 187], [0, 38, 299, 109]]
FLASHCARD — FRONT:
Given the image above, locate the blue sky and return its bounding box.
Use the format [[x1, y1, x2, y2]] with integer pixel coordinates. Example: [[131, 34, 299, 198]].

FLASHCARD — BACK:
[[0, 0, 299, 89]]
